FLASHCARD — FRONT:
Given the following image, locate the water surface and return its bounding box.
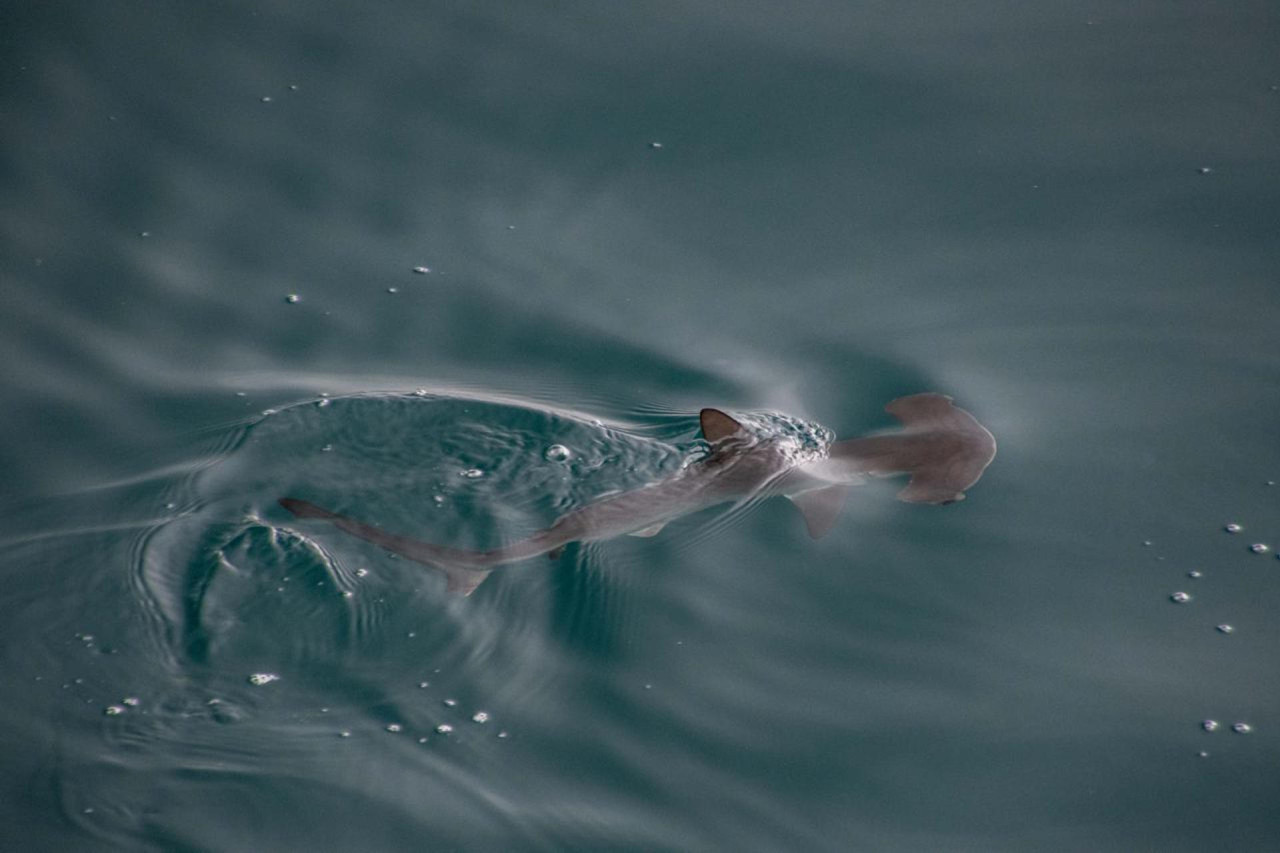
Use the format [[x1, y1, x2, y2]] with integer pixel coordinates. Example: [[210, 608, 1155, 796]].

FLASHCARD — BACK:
[[2, 1, 1279, 850]]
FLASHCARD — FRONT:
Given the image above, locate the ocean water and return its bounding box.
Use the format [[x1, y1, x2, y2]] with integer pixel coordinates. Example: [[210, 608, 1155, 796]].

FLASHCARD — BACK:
[[2, 2, 1279, 850]]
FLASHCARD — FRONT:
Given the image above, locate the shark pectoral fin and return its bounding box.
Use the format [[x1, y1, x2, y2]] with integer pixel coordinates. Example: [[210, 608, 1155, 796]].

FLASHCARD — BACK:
[[444, 567, 491, 596], [787, 485, 850, 539], [627, 522, 667, 537]]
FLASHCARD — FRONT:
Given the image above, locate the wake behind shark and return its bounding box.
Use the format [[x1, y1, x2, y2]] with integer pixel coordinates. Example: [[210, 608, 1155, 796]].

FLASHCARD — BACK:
[[279, 393, 996, 595]]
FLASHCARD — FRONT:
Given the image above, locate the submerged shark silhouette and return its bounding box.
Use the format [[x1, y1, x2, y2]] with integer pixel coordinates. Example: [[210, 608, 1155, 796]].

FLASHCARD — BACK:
[[279, 393, 995, 595]]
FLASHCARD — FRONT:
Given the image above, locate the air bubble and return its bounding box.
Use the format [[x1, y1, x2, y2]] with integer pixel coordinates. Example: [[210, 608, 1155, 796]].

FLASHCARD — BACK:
[[247, 673, 280, 686], [1170, 592, 1191, 603], [1202, 719, 1220, 732], [339, 730, 351, 738], [355, 568, 369, 578], [104, 705, 125, 716], [544, 444, 571, 462], [285, 294, 300, 304], [1187, 571, 1202, 579], [386, 724, 402, 733], [1224, 523, 1242, 533], [460, 469, 484, 479], [443, 699, 457, 707], [122, 697, 139, 706], [1249, 543, 1269, 554], [412, 266, 431, 274], [435, 724, 453, 734], [1232, 722, 1252, 734], [471, 711, 490, 723]]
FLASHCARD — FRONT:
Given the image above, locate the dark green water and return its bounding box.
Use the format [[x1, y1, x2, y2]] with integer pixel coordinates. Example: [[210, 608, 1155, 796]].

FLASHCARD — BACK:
[[3, 2, 1279, 850]]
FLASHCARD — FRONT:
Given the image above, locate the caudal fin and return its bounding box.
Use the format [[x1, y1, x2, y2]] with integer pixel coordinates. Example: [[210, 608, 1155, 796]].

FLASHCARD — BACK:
[[278, 496, 493, 595], [279, 497, 338, 520]]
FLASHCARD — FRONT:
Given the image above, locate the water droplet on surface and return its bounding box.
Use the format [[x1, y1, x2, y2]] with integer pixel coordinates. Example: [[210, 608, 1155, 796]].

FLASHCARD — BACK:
[[471, 711, 490, 723], [1217, 624, 1234, 634], [104, 705, 125, 716], [1202, 719, 1219, 732], [435, 724, 453, 734], [386, 724, 401, 733], [1170, 592, 1191, 603], [544, 444, 571, 462], [285, 294, 300, 303], [1232, 722, 1252, 734], [1249, 543, 1269, 554], [1224, 523, 1242, 533], [247, 673, 280, 686]]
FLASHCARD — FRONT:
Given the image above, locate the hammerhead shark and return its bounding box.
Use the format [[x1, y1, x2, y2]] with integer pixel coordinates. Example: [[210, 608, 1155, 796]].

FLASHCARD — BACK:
[[279, 393, 995, 595]]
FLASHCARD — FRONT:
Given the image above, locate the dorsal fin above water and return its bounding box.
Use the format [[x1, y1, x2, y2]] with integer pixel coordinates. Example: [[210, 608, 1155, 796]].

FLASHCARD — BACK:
[[700, 408, 746, 443]]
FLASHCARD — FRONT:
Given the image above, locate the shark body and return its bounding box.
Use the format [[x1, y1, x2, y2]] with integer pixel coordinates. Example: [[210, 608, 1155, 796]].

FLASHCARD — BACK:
[[279, 393, 995, 595]]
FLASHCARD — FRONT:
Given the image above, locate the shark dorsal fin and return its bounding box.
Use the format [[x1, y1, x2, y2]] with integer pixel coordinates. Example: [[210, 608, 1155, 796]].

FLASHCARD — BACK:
[[700, 408, 746, 443]]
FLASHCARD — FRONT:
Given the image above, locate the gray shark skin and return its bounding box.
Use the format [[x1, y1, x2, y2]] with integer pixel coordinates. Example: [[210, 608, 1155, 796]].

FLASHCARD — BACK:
[[279, 393, 996, 595]]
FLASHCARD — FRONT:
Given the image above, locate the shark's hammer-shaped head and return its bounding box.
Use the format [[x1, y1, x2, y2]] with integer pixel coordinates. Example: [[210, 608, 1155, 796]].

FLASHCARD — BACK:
[[829, 393, 997, 505]]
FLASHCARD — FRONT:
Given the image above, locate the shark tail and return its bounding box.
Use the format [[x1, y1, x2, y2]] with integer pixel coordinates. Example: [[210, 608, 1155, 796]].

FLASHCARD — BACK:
[[278, 497, 493, 596]]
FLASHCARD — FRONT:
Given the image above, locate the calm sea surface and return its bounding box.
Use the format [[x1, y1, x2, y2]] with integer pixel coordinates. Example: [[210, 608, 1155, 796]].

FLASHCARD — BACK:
[[3, 2, 1278, 850]]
